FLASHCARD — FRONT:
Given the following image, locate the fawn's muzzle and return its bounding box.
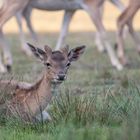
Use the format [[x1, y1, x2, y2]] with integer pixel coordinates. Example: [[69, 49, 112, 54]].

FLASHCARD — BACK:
[[57, 74, 66, 81]]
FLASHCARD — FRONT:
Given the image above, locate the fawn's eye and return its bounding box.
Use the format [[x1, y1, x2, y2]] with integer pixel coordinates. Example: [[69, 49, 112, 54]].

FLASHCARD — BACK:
[[66, 62, 71, 67], [45, 62, 52, 67]]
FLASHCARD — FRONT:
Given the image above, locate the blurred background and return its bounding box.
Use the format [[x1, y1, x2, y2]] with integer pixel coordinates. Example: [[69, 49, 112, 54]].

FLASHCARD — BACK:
[[3, 0, 140, 34], [1, 1, 140, 139]]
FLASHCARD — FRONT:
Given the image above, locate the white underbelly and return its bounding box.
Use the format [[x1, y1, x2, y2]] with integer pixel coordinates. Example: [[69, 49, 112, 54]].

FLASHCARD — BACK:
[[30, 0, 83, 11]]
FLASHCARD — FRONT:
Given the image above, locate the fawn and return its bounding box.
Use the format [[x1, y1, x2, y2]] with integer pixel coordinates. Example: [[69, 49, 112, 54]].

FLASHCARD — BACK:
[[0, 43, 86, 122]]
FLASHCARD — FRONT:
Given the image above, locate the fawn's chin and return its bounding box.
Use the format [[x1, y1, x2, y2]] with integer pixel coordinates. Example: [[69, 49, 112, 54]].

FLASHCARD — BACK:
[[52, 79, 64, 84]]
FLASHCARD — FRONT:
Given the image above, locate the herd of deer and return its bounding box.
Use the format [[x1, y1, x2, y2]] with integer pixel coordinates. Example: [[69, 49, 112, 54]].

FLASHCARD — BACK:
[[0, 0, 140, 122]]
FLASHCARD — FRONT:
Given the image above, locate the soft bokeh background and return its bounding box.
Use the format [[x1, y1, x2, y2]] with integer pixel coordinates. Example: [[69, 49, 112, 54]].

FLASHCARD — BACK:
[[1, 1, 140, 139], [3, 0, 140, 33]]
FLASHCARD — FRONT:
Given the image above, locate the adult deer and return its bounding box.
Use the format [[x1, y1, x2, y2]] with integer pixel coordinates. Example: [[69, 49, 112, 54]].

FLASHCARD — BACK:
[[116, 0, 140, 65], [15, 0, 124, 55], [0, 0, 123, 73], [0, 43, 86, 122]]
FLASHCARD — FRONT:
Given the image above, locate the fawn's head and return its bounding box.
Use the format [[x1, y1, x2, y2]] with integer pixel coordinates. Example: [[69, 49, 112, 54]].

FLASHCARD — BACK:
[[28, 43, 86, 84]]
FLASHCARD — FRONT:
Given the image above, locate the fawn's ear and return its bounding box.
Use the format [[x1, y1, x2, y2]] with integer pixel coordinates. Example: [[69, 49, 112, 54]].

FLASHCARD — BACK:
[[27, 43, 46, 60], [68, 45, 86, 61]]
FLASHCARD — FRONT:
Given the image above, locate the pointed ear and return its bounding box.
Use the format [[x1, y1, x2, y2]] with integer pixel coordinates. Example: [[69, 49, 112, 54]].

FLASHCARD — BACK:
[[60, 45, 69, 56], [68, 45, 86, 61], [27, 43, 46, 60]]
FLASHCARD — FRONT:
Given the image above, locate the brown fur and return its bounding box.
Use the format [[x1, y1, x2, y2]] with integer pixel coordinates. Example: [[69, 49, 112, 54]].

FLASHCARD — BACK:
[[0, 44, 86, 122]]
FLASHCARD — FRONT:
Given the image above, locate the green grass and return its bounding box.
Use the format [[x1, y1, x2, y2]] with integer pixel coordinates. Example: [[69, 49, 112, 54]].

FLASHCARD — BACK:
[[0, 31, 140, 140]]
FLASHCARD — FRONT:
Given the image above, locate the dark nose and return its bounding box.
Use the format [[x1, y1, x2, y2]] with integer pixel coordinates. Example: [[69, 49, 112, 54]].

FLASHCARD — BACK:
[[57, 74, 66, 81]]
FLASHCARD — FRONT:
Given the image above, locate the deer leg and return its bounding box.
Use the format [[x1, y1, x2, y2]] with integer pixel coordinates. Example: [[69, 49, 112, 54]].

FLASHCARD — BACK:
[[55, 10, 75, 50], [116, 6, 138, 65], [0, 5, 18, 72], [16, 12, 32, 56], [0, 30, 12, 72], [82, 3, 123, 70], [95, 5, 106, 52], [117, 17, 126, 65], [23, 6, 38, 42], [0, 1, 29, 72], [126, 9, 140, 54], [110, 0, 128, 39], [0, 8, 17, 72], [0, 55, 7, 73], [116, 7, 132, 65]]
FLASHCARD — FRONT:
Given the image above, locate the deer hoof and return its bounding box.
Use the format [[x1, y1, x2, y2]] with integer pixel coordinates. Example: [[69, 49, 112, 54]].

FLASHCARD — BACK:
[[114, 63, 123, 71], [96, 45, 106, 53]]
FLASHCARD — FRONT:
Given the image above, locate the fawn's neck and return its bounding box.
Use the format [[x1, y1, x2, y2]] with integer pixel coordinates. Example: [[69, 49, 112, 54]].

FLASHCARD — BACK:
[[7, 70, 59, 121], [23, 71, 58, 116]]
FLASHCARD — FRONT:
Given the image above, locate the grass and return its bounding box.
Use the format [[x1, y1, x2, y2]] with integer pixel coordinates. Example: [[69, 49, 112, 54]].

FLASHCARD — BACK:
[[0, 31, 140, 139]]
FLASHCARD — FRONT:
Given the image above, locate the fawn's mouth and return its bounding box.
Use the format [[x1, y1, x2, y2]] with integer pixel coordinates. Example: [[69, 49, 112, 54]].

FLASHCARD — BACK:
[[52, 79, 65, 84], [51, 75, 67, 84]]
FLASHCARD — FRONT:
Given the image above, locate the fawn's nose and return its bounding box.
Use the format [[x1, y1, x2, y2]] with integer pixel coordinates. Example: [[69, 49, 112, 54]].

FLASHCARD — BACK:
[[57, 74, 66, 81]]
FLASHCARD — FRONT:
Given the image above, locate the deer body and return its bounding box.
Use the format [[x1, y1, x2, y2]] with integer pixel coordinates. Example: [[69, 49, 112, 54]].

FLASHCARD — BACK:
[[4, 73, 53, 122], [0, 0, 124, 73], [0, 43, 86, 122], [30, 0, 83, 10]]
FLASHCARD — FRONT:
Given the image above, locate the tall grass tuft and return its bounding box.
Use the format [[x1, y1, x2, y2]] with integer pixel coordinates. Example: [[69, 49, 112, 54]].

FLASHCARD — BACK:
[[0, 83, 140, 140]]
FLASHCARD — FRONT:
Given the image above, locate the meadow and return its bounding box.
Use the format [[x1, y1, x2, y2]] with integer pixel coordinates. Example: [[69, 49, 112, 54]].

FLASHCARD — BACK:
[[0, 31, 140, 140]]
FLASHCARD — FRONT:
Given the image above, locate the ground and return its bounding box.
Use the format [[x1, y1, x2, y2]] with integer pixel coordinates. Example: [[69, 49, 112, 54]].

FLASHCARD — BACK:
[[0, 31, 140, 140]]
